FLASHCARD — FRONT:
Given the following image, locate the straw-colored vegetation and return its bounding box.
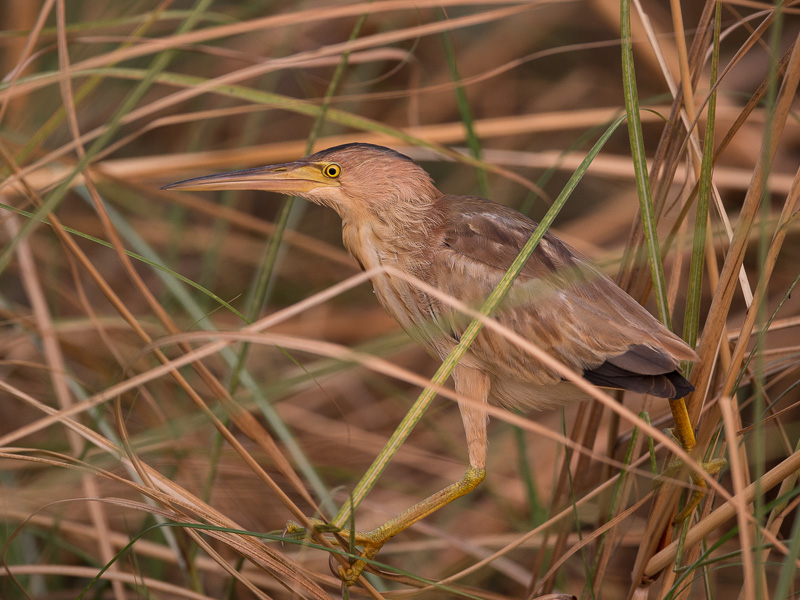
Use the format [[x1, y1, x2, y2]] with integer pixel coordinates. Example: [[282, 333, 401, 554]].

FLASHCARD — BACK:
[[1, 1, 799, 598]]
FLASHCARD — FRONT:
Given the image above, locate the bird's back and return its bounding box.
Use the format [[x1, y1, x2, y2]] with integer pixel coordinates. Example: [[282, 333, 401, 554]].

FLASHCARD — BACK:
[[416, 195, 697, 410]]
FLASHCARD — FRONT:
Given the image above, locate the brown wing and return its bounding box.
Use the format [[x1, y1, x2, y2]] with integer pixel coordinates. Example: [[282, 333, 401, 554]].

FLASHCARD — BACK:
[[427, 196, 696, 402]]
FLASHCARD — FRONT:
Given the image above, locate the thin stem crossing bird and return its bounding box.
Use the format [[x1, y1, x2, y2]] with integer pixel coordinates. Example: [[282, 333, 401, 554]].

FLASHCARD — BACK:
[[163, 142, 722, 585]]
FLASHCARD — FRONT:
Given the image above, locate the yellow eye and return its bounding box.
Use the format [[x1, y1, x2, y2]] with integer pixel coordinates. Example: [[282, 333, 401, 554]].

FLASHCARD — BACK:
[[323, 163, 341, 178]]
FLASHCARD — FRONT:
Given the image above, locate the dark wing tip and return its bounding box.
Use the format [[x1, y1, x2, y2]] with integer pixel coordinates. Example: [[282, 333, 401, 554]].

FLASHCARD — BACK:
[[582, 362, 694, 399]]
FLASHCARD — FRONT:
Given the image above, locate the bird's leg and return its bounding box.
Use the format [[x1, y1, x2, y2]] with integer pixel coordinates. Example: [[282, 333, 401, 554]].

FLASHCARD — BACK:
[[288, 367, 491, 587], [330, 464, 487, 585], [665, 397, 726, 522]]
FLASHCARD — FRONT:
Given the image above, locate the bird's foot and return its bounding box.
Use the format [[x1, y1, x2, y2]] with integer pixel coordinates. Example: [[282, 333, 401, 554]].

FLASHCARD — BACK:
[[284, 519, 386, 586], [283, 466, 486, 587], [654, 455, 727, 523]]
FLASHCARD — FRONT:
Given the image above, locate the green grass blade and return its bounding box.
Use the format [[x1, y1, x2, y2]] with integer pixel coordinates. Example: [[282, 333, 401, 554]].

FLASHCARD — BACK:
[[683, 3, 721, 354], [620, 0, 670, 327]]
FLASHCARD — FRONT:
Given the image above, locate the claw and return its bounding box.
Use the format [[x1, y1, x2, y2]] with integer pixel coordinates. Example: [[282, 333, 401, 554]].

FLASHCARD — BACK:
[[329, 552, 346, 578], [282, 520, 309, 540], [283, 518, 344, 540], [337, 541, 386, 586]]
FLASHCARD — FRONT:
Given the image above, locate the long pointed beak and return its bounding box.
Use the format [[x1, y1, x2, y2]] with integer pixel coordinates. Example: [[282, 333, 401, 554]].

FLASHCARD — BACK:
[[161, 162, 337, 194]]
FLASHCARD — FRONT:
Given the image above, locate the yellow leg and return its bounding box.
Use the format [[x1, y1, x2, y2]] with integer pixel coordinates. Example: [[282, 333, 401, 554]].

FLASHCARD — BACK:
[[668, 398, 696, 453], [285, 466, 486, 585], [666, 397, 727, 522], [287, 366, 491, 587]]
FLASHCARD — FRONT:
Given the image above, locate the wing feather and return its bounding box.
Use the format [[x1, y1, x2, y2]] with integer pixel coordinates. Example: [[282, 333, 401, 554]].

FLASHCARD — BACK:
[[426, 196, 695, 405]]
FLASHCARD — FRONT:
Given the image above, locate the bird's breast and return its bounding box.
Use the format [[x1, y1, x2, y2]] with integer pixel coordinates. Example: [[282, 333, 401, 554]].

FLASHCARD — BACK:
[[342, 223, 446, 353]]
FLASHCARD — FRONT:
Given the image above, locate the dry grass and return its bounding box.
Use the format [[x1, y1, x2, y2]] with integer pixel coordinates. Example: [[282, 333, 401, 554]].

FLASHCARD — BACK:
[[1, 1, 800, 599]]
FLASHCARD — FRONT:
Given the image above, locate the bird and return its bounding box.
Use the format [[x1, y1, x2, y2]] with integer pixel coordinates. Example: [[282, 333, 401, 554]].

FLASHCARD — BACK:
[[163, 142, 710, 585]]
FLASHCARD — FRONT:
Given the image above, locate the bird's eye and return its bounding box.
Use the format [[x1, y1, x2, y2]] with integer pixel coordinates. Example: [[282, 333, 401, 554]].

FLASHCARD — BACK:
[[323, 163, 341, 178]]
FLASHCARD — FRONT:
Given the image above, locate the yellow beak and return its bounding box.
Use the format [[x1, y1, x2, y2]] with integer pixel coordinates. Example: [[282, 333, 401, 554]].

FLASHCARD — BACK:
[[161, 162, 338, 194]]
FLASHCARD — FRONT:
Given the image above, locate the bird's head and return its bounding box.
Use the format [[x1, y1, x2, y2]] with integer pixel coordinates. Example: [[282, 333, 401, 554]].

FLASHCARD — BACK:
[[162, 143, 442, 224]]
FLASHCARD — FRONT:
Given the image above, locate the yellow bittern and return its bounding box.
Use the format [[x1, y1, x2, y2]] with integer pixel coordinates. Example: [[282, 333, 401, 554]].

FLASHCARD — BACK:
[[164, 143, 716, 585]]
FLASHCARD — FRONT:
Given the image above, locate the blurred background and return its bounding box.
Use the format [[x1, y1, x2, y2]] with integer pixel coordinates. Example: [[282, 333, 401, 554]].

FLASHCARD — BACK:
[[1, 1, 799, 598]]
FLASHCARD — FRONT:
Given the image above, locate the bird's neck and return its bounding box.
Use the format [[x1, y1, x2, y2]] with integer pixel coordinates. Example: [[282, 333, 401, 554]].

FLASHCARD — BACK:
[[341, 203, 438, 272], [340, 204, 441, 339]]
